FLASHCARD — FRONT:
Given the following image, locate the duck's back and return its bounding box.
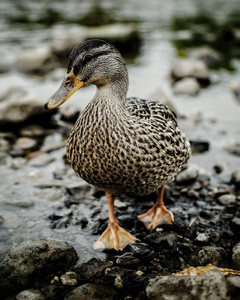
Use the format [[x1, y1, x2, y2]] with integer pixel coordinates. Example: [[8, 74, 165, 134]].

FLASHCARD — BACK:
[[66, 97, 190, 196]]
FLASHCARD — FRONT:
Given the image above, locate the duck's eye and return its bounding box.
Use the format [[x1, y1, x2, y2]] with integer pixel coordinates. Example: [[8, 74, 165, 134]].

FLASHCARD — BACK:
[[84, 55, 93, 62]]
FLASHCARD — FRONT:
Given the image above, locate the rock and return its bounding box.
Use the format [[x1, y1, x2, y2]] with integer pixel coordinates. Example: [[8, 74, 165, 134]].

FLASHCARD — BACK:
[[232, 217, 240, 228], [19, 125, 46, 138], [195, 233, 210, 244], [3, 198, 34, 208], [60, 271, 77, 286], [16, 289, 46, 300], [217, 194, 236, 205], [145, 232, 177, 247], [231, 168, 240, 188], [225, 142, 240, 156], [172, 58, 210, 80], [14, 137, 38, 151], [0, 87, 55, 125], [176, 164, 199, 184], [28, 153, 55, 167], [71, 258, 112, 281], [127, 243, 154, 258], [116, 252, 140, 266], [196, 246, 227, 267], [8, 157, 27, 169], [146, 269, 230, 300], [189, 47, 222, 68], [232, 242, 240, 270], [0, 239, 78, 297], [229, 82, 240, 102], [173, 77, 200, 96], [65, 283, 115, 300], [16, 46, 54, 74], [190, 140, 210, 154], [59, 105, 80, 122]]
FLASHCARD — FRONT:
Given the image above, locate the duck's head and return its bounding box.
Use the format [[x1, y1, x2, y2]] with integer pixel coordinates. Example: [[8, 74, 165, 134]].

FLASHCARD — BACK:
[[45, 39, 128, 110]]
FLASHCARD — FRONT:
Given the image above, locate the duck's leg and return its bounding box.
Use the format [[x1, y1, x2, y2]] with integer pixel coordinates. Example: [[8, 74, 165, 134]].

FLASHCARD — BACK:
[[138, 184, 174, 230], [93, 192, 137, 251]]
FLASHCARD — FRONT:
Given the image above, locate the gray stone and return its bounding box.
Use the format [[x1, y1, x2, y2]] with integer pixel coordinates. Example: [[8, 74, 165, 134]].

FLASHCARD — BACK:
[[3, 198, 34, 208], [217, 194, 236, 205], [146, 269, 230, 300], [60, 105, 80, 121], [173, 78, 200, 96], [19, 125, 46, 138], [28, 153, 55, 167], [232, 242, 240, 270], [189, 47, 222, 68], [16, 289, 46, 300], [0, 239, 78, 297], [231, 168, 240, 187], [65, 283, 115, 300], [0, 87, 54, 124], [197, 246, 227, 266], [229, 82, 240, 102], [232, 217, 240, 228], [172, 58, 210, 79], [14, 137, 37, 151], [225, 142, 240, 156], [176, 164, 199, 184], [16, 46, 54, 74], [60, 271, 77, 286]]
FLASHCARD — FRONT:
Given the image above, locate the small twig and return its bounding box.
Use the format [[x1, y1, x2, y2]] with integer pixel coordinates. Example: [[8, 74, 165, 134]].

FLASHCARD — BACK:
[[27, 140, 67, 159]]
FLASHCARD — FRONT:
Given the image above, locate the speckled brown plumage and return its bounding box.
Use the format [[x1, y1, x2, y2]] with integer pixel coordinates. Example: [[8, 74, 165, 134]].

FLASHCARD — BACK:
[[66, 94, 190, 196], [46, 39, 191, 250]]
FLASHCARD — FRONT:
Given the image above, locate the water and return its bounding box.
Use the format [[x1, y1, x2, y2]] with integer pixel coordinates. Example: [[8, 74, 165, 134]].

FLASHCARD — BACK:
[[0, 0, 240, 259]]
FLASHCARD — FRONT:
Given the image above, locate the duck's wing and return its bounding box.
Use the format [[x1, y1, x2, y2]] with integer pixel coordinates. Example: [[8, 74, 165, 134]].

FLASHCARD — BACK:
[[126, 97, 178, 131]]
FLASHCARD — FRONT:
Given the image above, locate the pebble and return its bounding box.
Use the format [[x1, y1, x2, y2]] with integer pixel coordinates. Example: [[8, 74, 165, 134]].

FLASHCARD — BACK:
[[19, 125, 46, 137], [196, 246, 227, 267], [60, 271, 77, 286], [28, 153, 55, 167], [14, 137, 37, 151], [217, 194, 236, 205], [114, 275, 124, 289], [190, 140, 210, 154], [59, 105, 80, 122], [116, 252, 140, 266], [176, 164, 199, 184], [16, 46, 53, 74], [195, 233, 210, 244], [127, 243, 154, 258], [114, 199, 127, 208], [145, 232, 177, 248], [231, 217, 240, 228], [231, 168, 240, 188], [0, 239, 78, 297], [189, 46, 222, 68], [172, 58, 210, 80], [16, 289, 46, 300], [3, 198, 34, 208], [146, 269, 230, 300], [173, 77, 200, 96], [65, 283, 115, 300], [232, 242, 240, 270]]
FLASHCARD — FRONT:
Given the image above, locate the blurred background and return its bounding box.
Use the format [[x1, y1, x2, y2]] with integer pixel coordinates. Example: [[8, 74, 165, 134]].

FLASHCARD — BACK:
[[0, 0, 240, 260]]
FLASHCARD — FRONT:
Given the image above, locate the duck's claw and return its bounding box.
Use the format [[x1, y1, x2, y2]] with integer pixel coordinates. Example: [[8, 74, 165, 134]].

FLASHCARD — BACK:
[[138, 204, 174, 230], [93, 221, 137, 251]]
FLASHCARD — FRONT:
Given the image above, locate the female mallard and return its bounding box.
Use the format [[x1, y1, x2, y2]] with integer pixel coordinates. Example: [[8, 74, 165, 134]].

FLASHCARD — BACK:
[[45, 39, 190, 250]]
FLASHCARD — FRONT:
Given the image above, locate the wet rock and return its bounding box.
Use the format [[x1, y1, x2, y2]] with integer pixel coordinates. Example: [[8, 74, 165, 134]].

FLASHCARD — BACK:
[[195, 233, 210, 244], [19, 125, 46, 138], [65, 283, 115, 300], [231, 168, 240, 188], [14, 137, 38, 151], [225, 142, 240, 156], [145, 232, 177, 248], [172, 58, 210, 80], [176, 164, 199, 184], [16, 289, 46, 300], [232, 242, 240, 270], [189, 47, 222, 68], [60, 271, 77, 286], [190, 140, 210, 154], [146, 269, 230, 300], [0, 87, 55, 125], [217, 194, 236, 205], [66, 181, 96, 199], [116, 252, 140, 266], [16, 46, 54, 74], [114, 199, 127, 208], [194, 246, 227, 267], [231, 217, 240, 228], [0, 239, 78, 297], [59, 105, 80, 122], [71, 258, 113, 281], [128, 243, 154, 258], [173, 77, 200, 96], [28, 153, 55, 167]]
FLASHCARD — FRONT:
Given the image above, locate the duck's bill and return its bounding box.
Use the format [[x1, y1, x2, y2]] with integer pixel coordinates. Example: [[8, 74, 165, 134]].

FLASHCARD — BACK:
[[44, 69, 85, 110]]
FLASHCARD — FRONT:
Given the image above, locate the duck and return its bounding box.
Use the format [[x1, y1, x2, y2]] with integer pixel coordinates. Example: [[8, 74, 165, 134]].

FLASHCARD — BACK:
[[45, 39, 191, 251]]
